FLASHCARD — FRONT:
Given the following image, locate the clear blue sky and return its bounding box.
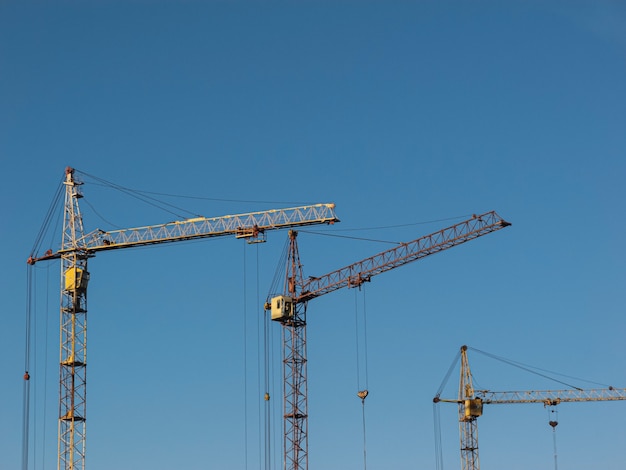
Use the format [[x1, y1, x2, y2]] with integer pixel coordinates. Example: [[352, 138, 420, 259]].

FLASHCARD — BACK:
[[1, 1, 625, 469]]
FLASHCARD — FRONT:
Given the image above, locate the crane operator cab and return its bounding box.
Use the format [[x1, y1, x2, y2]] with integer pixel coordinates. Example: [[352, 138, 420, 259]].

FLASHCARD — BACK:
[[64, 267, 90, 292], [271, 296, 294, 321], [464, 398, 483, 421]]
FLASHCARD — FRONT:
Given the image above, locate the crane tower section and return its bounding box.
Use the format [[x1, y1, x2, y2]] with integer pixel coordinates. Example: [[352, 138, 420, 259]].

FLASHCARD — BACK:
[[58, 168, 88, 470]]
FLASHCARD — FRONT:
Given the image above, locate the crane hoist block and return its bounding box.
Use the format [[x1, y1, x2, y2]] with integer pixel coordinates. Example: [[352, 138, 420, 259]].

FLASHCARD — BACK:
[[271, 296, 294, 321], [64, 268, 90, 292]]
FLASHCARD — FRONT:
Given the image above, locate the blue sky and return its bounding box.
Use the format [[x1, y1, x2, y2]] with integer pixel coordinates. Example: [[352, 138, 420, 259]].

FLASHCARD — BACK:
[[1, 1, 625, 469]]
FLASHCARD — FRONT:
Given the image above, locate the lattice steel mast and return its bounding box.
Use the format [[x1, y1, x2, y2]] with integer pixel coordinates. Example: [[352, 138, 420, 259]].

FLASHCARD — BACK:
[[457, 346, 479, 470], [281, 230, 308, 470]]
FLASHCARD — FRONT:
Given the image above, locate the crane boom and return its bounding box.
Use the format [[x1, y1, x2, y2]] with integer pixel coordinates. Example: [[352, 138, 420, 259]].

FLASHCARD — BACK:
[[298, 211, 510, 302], [28, 203, 338, 264], [477, 387, 626, 405]]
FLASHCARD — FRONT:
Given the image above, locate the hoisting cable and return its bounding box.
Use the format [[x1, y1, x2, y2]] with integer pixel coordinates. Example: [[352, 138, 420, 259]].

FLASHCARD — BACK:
[[29, 173, 64, 261], [24, 170, 66, 469], [263, 261, 272, 470], [265, 236, 291, 301], [251, 243, 263, 470], [33, 267, 38, 470], [76, 169, 317, 224], [433, 402, 443, 470], [432, 348, 463, 470], [548, 405, 559, 470], [255, 242, 272, 470], [467, 347, 610, 389], [242, 243, 250, 470], [41, 263, 52, 470], [76, 169, 313, 206], [22, 265, 34, 470], [303, 213, 476, 234], [354, 288, 370, 470], [269, 299, 280, 470], [75, 170, 195, 220], [261, 235, 291, 470], [260, 234, 293, 470]]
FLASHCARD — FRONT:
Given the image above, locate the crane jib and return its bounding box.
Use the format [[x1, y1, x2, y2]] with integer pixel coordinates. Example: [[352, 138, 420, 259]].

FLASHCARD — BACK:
[[298, 210, 510, 303], [479, 387, 626, 404], [28, 203, 340, 263]]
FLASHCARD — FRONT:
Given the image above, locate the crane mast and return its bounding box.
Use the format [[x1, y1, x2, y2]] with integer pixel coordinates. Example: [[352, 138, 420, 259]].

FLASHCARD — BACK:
[[280, 230, 309, 470], [268, 211, 511, 470], [434, 346, 626, 470], [58, 168, 89, 470], [458, 346, 479, 470], [28, 167, 340, 470]]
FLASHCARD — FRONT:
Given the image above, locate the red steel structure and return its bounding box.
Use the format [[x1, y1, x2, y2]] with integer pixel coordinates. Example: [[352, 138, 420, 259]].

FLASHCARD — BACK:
[[268, 211, 511, 470]]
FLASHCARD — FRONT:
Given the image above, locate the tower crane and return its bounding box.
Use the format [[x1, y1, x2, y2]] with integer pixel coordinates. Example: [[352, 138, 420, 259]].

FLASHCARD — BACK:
[[265, 211, 511, 470], [26, 167, 340, 470], [433, 345, 626, 470]]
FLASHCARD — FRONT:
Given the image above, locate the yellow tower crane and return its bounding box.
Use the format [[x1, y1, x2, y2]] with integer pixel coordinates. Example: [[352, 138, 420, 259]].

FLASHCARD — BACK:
[[433, 345, 626, 470], [26, 167, 340, 470], [266, 212, 511, 470]]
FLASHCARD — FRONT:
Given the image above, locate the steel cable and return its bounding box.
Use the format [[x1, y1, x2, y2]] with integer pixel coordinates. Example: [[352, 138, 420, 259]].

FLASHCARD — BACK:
[[30, 174, 64, 259], [22, 265, 34, 470]]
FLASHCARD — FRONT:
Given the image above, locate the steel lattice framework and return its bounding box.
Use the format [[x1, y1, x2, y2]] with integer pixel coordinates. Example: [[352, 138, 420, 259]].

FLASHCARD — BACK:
[[281, 232, 308, 470], [31, 203, 339, 262], [478, 387, 626, 405], [458, 346, 479, 470], [270, 211, 511, 470], [434, 346, 626, 470], [299, 211, 509, 302], [58, 172, 89, 470], [28, 167, 340, 470]]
